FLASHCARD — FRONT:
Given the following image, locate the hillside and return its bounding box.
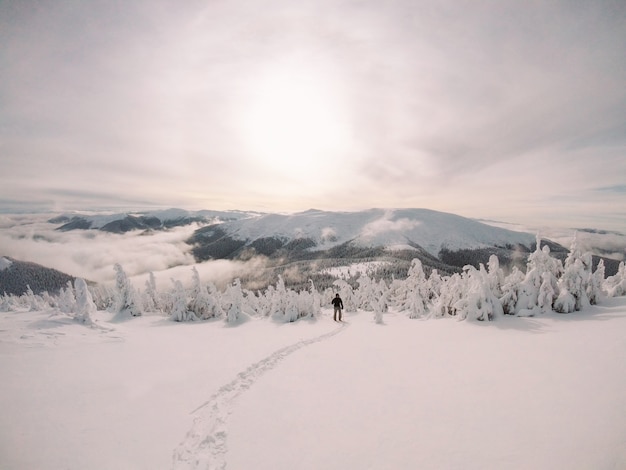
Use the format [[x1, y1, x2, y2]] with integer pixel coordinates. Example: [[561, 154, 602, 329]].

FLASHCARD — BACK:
[[190, 208, 537, 256], [0, 257, 76, 295]]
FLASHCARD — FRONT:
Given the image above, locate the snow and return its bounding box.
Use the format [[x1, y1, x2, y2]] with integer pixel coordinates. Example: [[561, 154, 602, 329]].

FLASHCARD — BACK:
[[217, 208, 536, 256], [320, 261, 390, 278], [2, 298, 626, 469], [0, 257, 11, 271]]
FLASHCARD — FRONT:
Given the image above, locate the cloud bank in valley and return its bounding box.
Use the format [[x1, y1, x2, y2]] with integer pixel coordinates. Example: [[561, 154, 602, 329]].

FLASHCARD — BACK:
[[0, 215, 269, 287]]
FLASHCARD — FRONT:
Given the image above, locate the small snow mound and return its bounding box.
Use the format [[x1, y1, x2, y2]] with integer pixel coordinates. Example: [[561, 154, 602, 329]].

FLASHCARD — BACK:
[[0, 257, 12, 271]]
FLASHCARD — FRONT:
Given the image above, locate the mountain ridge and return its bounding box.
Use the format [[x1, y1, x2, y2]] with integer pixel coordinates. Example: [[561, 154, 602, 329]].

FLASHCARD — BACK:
[[189, 207, 538, 259], [52, 208, 258, 233]]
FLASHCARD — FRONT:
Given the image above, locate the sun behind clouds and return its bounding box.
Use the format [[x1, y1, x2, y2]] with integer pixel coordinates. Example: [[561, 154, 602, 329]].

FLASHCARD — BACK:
[[238, 62, 353, 183]]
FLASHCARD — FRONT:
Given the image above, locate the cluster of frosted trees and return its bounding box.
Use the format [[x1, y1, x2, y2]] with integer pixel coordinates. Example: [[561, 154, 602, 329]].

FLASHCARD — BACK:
[[2, 236, 626, 325]]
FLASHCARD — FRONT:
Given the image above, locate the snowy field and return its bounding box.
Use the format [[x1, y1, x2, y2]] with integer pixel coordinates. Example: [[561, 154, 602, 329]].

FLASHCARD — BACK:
[[1, 298, 626, 470]]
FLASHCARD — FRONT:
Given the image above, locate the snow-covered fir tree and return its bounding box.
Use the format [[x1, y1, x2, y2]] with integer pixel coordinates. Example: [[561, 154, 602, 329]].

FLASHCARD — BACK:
[[23, 285, 42, 312], [588, 259, 605, 305], [395, 258, 430, 319], [554, 236, 592, 313], [454, 264, 503, 321], [516, 235, 563, 314], [170, 279, 197, 322], [426, 269, 444, 301], [143, 272, 160, 313], [537, 272, 557, 313], [0, 293, 12, 312], [305, 279, 321, 318], [57, 280, 76, 314], [486, 255, 505, 298], [74, 278, 96, 324], [500, 266, 525, 315], [269, 275, 289, 320], [113, 264, 142, 318], [187, 267, 218, 319], [431, 272, 464, 317], [225, 278, 246, 324], [355, 274, 377, 312], [283, 290, 300, 322], [605, 261, 626, 297]]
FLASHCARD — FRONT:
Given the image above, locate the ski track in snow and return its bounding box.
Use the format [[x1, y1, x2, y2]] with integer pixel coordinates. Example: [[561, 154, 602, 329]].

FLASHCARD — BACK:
[[172, 321, 348, 470]]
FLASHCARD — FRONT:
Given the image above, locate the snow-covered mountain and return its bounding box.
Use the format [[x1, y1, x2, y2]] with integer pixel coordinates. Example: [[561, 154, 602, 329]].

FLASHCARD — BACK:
[[51, 208, 257, 233], [189, 208, 540, 264]]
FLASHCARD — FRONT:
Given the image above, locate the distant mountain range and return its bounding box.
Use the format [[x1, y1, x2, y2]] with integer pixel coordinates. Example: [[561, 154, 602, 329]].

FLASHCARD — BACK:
[[51, 208, 257, 233]]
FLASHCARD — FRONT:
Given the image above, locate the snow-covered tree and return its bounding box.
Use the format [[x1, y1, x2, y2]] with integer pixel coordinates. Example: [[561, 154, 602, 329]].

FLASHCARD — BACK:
[[587, 259, 605, 305], [256, 285, 274, 317], [500, 267, 525, 315], [283, 290, 300, 322], [426, 269, 444, 300], [486, 255, 505, 298], [143, 272, 161, 313], [515, 266, 542, 315], [377, 279, 390, 312], [0, 293, 14, 312], [554, 237, 592, 313], [373, 281, 389, 324], [269, 275, 288, 320], [22, 285, 43, 312], [90, 284, 115, 311], [431, 273, 464, 317], [395, 259, 430, 319], [454, 265, 503, 321], [228, 278, 248, 324], [537, 272, 557, 313], [188, 267, 219, 319], [305, 279, 321, 318], [113, 264, 142, 317], [41, 291, 58, 309], [170, 279, 197, 322], [355, 274, 377, 312], [605, 261, 626, 297], [74, 278, 96, 324], [57, 281, 76, 314]]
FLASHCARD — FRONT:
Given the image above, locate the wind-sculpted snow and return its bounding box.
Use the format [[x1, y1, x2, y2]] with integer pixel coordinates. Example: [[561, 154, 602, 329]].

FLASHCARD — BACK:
[[172, 322, 347, 470]]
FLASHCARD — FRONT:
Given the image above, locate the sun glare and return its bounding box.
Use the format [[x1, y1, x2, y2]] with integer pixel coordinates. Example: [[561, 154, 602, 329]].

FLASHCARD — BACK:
[[240, 66, 351, 181]]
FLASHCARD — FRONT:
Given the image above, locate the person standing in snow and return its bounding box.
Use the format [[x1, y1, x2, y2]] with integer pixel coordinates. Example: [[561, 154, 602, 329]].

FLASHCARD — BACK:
[[332, 293, 344, 321]]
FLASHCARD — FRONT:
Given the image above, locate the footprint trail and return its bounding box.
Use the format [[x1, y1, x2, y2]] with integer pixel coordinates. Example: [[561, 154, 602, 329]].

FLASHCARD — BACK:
[[172, 321, 347, 469]]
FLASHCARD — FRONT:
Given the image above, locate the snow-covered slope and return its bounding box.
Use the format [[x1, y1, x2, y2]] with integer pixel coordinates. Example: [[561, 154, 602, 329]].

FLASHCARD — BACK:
[[2, 298, 626, 469], [197, 208, 536, 257]]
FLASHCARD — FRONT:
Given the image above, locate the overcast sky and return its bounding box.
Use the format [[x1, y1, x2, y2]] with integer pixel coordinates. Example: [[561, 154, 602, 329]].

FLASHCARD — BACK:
[[1, 0, 625, 230]]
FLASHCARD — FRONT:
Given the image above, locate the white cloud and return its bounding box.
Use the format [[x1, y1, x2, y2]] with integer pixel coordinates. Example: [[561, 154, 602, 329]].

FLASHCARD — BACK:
[[1, 0, 625, 230], [0, 215, 197, 283], [361, 212, 420, 239]]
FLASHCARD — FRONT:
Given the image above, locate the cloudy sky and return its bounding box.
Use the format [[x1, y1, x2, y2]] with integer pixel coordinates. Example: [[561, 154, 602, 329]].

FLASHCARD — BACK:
[[1, 0, 625, 230]]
